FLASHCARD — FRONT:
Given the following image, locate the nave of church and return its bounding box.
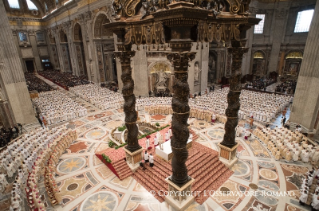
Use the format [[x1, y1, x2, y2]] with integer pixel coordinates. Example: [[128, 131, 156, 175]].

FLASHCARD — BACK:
[[1, 0, 319, 210]]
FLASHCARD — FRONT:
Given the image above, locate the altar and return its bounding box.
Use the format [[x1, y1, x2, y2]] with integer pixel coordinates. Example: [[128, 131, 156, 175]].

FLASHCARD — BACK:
[[155, 138, 193, 161]]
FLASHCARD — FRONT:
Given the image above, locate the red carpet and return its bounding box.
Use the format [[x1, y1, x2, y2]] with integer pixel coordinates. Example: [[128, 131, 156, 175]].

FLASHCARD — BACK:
[[95, 128, 231, 205], [133, 142, 233, 204], [95, 127, 172, 180]]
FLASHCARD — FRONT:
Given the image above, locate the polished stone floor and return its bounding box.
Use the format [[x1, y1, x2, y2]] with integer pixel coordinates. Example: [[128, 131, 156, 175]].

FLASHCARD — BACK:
[[3, 77, 312, 211], [45, 105, 310, 211]]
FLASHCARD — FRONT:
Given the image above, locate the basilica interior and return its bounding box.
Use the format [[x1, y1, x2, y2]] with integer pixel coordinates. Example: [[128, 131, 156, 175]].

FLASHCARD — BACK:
[[0, 0, 319, 210]]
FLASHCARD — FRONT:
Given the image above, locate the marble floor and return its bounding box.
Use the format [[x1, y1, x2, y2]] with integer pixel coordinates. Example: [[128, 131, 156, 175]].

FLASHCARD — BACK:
[[34, 105, 310, 211], [2, 78, 313, 211]]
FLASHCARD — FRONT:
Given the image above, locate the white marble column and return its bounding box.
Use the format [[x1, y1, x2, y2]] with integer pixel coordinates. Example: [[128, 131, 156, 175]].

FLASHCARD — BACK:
[[0, 0, 36, 125], [289, 0, 319, 132]]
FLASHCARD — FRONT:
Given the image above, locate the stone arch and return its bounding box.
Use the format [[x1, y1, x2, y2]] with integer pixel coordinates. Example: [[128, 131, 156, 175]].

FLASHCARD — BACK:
[[73, 22, 88, 78], [285, 50, 303, 59], [283, 51, 303, 76], [252, 50, 266, 76], [93, 12, 113, 39], [59, 30, 68, 43], [73, 22, 83, 41]]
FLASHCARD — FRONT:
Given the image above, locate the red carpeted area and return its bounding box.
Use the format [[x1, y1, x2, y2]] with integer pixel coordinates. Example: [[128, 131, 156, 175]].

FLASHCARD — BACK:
[[96, 128, 232, 205], [133, 142, 233, 204]]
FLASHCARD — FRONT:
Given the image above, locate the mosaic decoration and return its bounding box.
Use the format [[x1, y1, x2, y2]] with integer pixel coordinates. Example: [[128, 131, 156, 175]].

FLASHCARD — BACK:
[[80, 191, 118, 211], [57, 157, 86, 174], [207, 129, 225, 139]]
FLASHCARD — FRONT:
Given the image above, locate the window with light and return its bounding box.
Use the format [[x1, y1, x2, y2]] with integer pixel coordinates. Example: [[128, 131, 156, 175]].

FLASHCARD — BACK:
[[26, 0, 38, 10], [8, 0, 20, 9], [254, 14, 266, 34], [294, 9, 314, 33]]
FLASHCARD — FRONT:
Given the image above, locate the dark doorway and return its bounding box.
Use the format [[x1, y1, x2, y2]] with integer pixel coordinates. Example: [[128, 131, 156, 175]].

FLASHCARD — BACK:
[[25, 60, 35, 72]]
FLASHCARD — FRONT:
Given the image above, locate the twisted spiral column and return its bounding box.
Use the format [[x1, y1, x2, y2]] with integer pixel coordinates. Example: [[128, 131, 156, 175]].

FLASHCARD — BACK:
[[114, 51, 141, 152], [167, 52, 196, 186], [220, 43, 248, 148]]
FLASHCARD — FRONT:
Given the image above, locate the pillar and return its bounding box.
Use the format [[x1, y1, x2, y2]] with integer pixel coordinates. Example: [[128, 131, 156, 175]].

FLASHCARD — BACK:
[[114, 42, 142, 170], [0, 0, 37, 125], [289, 0, 319, 133], [0, 100, 15, 129], [219, 40, 248, 167], [267, 2, 290, 74], [28, 30, 42, 72]]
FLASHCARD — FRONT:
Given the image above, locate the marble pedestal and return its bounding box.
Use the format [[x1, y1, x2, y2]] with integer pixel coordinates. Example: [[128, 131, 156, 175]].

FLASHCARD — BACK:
[[113, 129, 122, 143], [218, 143, 238, 168], [123, 147, 144, 172], [165, 177, 195, 211]]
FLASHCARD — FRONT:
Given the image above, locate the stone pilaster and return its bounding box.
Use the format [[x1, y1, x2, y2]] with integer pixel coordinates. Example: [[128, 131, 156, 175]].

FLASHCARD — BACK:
[[267, 2, 290, 74], [0, 0, 36, 125], [289, 0, 319, 132], [28, 30, 42, 72]]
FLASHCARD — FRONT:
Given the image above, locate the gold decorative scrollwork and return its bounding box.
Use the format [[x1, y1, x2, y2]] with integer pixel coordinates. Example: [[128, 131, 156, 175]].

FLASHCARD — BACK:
[[125, 0, 141, 17], [226, 0, 240, 14]]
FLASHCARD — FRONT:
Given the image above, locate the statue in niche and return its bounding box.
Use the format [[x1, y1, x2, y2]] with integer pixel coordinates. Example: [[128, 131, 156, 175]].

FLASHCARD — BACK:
[[194, 62, 201, 82], [156, 70, 168, 89]]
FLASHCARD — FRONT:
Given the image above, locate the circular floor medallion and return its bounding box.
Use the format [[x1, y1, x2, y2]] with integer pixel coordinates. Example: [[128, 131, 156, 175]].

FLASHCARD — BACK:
[[259, 169, 278, 180], [86, 129, 106, 139], [208, 129, 225, 139], [80, 191, 118, 211], [57, 157, 86, 174]]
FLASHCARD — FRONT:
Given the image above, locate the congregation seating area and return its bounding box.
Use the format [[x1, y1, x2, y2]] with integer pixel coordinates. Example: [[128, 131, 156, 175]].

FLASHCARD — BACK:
[[253, 126, 319, 163], [299, 168, 319, 207], [69, 84, 123, 110], [245, 77, 276, 91], [25, 73, 53, 93], [32, 90, 87, 125], [38, 70, 90, 90], [137, 88, 290, 125], [0, 126, 77, 211], [275, 80, 297, 94]]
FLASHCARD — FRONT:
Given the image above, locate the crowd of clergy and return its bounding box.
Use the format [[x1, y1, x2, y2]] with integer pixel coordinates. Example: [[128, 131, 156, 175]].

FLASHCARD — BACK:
[[69, 84, 123, 110], [25, 73, 53, 93], [32, 90, 87, 125], [253, 126, 319, 163], [0, 126, 77, 211], [299, 168, 319, 210], [136, 88, 291, 125], [38, 70, 90, 88]]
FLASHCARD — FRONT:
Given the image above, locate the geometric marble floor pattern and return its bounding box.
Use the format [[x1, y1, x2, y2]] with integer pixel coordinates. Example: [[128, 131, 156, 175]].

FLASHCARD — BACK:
[[50, 105, 312, 211], [21, 82, 309, 211]]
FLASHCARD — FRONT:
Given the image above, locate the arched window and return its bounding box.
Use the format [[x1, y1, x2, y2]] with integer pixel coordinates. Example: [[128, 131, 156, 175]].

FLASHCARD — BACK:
[[26, 0, 38, 10], [56, 0, 58, 5], [8, 0, 20, 9], [44, 2, 48, 12]]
